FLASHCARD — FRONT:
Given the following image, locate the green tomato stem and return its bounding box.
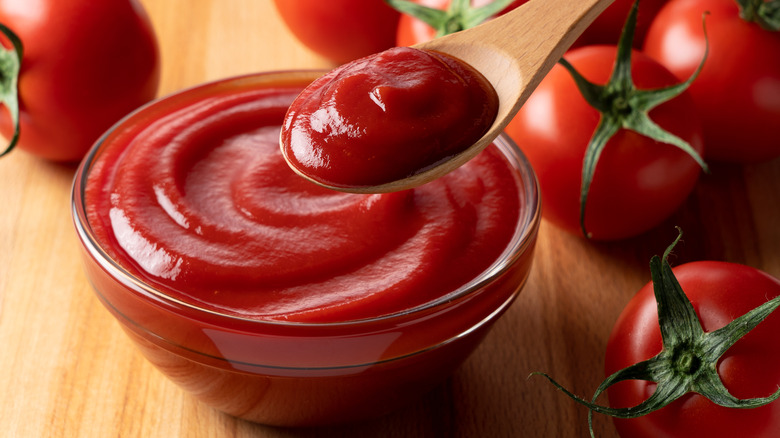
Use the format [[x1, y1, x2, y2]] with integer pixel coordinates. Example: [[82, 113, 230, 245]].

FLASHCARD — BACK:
[[559, 0, 709, 238], [0, 22, 22, 158]]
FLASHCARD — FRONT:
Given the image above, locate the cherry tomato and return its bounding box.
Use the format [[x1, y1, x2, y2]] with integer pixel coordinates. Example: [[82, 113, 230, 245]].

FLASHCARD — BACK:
[[273, 0, 401, 65], [643, 0, 780, 163], [605, 261, 780, 437], [504, 46, 704, 240], [0, 0, 160, 162]]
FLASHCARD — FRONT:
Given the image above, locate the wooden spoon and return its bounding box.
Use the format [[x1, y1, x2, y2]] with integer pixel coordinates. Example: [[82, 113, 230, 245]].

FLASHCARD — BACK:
[[293, 0, 614, 193]]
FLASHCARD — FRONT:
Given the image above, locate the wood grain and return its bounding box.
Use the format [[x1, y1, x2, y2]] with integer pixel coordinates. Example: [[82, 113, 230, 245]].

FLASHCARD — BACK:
[[1, 1, 778, 437]]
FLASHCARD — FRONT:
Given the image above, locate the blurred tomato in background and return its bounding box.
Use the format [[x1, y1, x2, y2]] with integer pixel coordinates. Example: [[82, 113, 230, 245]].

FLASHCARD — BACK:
[[273, 0, 401, 64]]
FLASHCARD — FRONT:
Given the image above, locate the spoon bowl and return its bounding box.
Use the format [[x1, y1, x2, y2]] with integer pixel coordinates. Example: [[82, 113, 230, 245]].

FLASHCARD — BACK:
[[289, 0, 614, 193]]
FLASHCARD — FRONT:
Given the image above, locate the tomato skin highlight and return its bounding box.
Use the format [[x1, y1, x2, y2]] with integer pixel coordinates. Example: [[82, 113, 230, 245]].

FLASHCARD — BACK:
[[605, 261, 780, 438], [505, 46, 704, 240], [0, 0, 160, 162], [643, 0, 780, 164], [273, 0, 401, 65]]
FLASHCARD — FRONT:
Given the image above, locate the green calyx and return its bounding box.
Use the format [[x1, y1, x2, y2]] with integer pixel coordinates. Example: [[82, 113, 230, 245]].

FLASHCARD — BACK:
[[384, 0, 517, 37], [737, 0, 780, 31], [532, 228, 780, 438], [561, 0, 709, 239], [0, 22, 22, 158]]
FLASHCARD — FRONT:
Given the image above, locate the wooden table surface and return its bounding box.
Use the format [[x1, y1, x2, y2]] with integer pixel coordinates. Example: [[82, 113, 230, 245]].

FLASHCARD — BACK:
[[1, 1, 778, 437]]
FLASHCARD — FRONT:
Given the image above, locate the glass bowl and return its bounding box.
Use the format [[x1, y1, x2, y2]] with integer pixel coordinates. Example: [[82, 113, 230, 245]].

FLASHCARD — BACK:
[[71, 70, 541, 427]]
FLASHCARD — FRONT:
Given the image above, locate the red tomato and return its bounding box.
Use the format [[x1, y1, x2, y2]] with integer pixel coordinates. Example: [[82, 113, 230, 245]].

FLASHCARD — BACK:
[[0, 0, 160, 162], [643, 0, 780, 163], [395, 0, 527, 46], [504, 46, 704, 240], [273, 0, 400, 65], [605, 261, 780, 437], [573, 0, 669, 48]]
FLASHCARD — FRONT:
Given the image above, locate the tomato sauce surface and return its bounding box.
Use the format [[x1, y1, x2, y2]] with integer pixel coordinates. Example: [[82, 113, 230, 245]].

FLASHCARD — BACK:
[[85, 77, 518, 323], [281, 46, 499, 189]]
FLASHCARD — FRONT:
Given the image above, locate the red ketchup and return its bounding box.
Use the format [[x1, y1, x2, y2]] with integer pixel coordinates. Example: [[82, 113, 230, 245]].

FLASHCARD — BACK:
[[74, 71, 537, 426], [281, 46, 499, 189]]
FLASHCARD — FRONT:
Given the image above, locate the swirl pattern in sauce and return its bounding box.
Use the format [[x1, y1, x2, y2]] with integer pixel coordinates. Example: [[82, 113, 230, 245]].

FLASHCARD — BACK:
[[86, 83, 520, 323]]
